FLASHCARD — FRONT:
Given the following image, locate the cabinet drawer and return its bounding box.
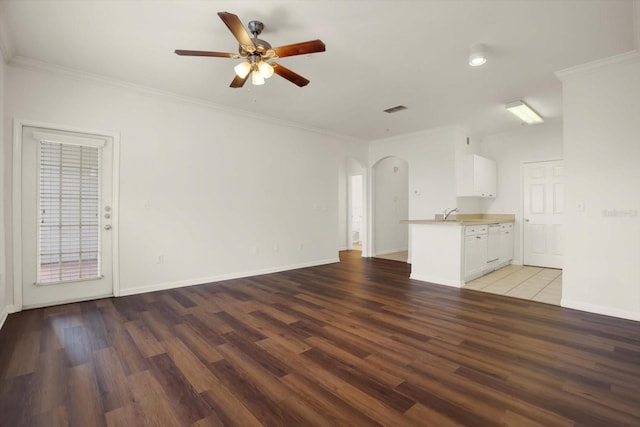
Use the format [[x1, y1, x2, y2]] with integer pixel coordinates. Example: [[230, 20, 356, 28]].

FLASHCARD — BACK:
[[465, 225, 488, 236]]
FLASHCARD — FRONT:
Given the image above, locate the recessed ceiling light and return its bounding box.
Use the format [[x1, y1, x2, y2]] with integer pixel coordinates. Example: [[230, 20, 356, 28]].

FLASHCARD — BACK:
[[469, 43, 487, 67]]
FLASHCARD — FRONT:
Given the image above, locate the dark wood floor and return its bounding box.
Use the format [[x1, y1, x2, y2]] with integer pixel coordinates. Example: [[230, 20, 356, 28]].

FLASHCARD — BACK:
[[1, 251, 640, 426]]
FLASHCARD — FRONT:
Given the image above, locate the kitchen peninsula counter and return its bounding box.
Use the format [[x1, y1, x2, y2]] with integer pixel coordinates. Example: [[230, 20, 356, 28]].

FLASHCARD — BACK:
[[402, 214, 515, 287]]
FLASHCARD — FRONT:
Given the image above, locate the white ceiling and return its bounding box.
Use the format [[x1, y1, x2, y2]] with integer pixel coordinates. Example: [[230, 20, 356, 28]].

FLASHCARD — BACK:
[[0, 1, 637, 141]]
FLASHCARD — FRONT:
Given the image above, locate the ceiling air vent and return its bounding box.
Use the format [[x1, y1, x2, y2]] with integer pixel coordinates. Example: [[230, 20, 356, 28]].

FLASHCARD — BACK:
[[383, 105, 408, 114]]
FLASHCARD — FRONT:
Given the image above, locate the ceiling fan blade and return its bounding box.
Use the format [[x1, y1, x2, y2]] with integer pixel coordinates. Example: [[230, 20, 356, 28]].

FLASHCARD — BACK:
[[218, 12, 254, 48], [175, 49, 236, 58], [230, 74, 249, 88], [273, 40, 325, 58], [272, 62, 310, 87]]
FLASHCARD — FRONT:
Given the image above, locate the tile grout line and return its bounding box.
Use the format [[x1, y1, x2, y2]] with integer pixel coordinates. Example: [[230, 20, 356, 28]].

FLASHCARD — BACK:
[[467, 266, 562, 305], [531, 276, 562, 301]]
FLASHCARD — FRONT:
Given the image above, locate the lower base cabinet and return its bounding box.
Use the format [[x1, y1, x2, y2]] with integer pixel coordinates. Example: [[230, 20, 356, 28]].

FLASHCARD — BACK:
[[464, 222, 513, 281], [464, 225, 488, 280], [498, 223, 514, 267]]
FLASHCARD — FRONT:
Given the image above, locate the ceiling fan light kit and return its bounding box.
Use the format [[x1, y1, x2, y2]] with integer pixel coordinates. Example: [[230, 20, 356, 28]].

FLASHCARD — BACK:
[[175, 12, 325, 88], [251, 69, 265, 86], [234, 61, 252, 78], [258, 61, 274, 79]]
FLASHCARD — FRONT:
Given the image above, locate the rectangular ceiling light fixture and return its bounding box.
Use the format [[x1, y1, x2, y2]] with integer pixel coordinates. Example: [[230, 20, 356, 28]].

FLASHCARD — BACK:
[[383, 105, 408, 114], [505, 100, 543, 124]]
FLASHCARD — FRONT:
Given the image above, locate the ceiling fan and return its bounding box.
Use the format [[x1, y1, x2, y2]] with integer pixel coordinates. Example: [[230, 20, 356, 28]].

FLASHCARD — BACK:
[[175, 12, 326, 88]]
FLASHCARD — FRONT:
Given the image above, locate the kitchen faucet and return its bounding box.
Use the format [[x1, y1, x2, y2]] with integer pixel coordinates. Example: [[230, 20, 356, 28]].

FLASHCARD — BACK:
[[443, 207, 459, 221]]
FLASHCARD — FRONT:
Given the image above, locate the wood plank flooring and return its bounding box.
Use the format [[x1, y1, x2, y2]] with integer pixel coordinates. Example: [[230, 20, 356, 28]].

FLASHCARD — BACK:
[[1, 250, 640, 426]]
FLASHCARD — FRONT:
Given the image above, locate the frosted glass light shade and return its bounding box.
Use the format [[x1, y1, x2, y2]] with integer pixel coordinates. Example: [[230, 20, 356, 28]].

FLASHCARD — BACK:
[[251, 70, 265, 85], [234, 62, 251, 78], [505, 101, 544, 124], [258, 61, 274, 78]]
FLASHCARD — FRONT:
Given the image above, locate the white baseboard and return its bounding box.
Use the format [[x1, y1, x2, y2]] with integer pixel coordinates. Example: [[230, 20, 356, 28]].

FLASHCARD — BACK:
[[22, 294, 114, 311], [120, 258, 340, 297], [375, 247, 409, 256], [561, 299, 640, 322], [0, 305, 16, 331], [410, 273, 464, 288]]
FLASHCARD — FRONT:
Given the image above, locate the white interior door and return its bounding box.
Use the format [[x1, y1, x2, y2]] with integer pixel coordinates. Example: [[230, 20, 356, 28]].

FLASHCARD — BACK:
[[523, 160, 564, 268], [21, 126, 114, 308]]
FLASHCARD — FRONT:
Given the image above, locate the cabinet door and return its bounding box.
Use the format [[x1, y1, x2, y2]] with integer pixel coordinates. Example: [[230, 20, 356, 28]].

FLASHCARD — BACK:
[[499, 230, 514, 264], [465, 234, 488, 278], [484, 158, 497, 197], [475, 156, 496, 197]]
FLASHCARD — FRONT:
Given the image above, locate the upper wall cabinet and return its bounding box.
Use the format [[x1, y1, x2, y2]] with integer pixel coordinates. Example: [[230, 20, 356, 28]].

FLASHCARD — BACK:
[[457, 154, 497, 198]]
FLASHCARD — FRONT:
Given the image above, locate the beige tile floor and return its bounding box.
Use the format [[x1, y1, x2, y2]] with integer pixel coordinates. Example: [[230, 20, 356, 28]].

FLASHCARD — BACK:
[[367, 252, 561, 306], [464, 265, 562, 306]]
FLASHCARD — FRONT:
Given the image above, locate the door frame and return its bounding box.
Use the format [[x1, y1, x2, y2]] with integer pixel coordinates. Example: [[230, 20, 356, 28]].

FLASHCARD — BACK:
[[12, 119, 121, 311], [347, 174, 364, 252], [520, 158, 564, 267]]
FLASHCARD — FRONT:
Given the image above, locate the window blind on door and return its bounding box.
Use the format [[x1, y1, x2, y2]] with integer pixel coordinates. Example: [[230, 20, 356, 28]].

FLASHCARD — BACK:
[[38, 141, 102, 284]]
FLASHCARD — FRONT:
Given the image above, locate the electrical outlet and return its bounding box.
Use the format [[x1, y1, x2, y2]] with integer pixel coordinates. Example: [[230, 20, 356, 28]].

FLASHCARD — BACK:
[[252, 246, 259, 256]]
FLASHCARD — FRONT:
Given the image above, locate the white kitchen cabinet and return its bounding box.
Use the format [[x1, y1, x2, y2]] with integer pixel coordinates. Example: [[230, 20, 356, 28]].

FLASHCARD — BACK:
[[406, 219, 515, 288], [457, 154, 497, 198], [464, 225, 488, 280], [498, 222, 514, 267]]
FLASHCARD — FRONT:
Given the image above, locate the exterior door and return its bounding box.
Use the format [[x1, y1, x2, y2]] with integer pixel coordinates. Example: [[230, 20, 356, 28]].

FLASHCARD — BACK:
[[21, 126, 114, 308], [523, 160, 564, 268]]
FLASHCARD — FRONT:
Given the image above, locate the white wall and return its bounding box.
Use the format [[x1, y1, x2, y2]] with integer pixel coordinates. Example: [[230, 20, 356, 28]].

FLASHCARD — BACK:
[[370, 127, 459, 221], [5, 64, 354, 301], [373, 156, 408, 255], [454, 131, 483, 214], [559, 53, 640, 321], [479, 124, 563, 264], [0, 54, 8, 326]]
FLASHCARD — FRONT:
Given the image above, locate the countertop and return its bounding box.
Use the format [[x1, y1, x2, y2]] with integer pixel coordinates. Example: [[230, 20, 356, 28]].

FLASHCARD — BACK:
[[401, 214, 515, 226]]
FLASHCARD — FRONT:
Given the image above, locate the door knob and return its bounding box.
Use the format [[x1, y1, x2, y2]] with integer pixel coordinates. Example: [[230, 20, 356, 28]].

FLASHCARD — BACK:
[[524, 219, 530, 222], [104, 224, 112, 230]]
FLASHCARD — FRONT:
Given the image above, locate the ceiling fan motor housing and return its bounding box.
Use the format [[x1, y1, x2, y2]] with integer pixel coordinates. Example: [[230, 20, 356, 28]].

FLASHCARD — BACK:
[[248, 20, 264, 36], [238, 20, 273, 57]]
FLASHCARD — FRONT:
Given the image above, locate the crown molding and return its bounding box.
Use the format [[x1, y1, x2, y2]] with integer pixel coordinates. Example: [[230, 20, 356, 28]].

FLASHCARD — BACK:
[[555, 50, 640, 81], [8, 55, 365, 144]]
